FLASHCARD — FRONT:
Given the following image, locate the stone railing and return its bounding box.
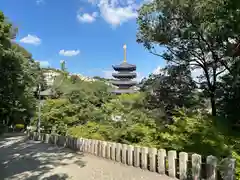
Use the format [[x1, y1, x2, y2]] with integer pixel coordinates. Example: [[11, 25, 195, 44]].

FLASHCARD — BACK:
[[28, 132, 236, 180]]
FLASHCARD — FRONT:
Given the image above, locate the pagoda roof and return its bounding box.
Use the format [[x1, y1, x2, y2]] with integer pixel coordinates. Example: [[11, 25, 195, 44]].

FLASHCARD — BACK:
[[111, 80, 137, 85], [113, 62, 136, 71], [111, 89, 136, 94], [112, 72, 136, 79]]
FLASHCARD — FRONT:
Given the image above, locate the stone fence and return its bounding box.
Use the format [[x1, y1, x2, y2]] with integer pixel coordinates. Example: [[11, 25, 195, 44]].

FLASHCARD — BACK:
[[28, 132, 236, 180]]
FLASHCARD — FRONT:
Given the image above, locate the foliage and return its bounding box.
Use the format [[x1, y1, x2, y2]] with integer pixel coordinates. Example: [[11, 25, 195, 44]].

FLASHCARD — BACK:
[[31, 77, 113, 135], [232, 151, 240, 180], [140, 64, 201, 122], [0, 11, 41, 127], [136, 0, 240, 116], [158, 110, 230, 156], [217, 60, 240, 130], [68, 121, 110, 141]]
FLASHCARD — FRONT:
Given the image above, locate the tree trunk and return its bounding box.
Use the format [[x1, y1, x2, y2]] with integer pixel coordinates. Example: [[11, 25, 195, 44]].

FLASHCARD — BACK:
[[210, 93, 216, 116]]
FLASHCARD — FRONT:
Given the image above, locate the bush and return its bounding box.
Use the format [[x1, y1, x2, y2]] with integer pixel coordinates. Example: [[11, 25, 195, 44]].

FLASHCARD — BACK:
[[15, 124, 25, 131], [68, 122, 109, 140], [158, 110, 231, 156], [232, 151, 240, 180]]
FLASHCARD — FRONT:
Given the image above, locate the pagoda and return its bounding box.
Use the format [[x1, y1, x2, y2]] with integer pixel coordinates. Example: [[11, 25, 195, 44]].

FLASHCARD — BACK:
[[111, 44, 137, 94]]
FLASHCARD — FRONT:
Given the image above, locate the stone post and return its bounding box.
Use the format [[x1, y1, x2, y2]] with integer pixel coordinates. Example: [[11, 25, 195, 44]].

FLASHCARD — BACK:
[[179, 152, 188, 180], [206, 155, 217, 180], [111, 142, 116, 161], [106, 142, 111, 159], [98, 141, 102, 156], [149, 147, 157, 172], [127, 145, 134, 166], [44, 134, 50, 144], [91, 140, 95, 154], [87, 139, 91, 152], [84, 139, 89, 152], [134, 146, 141, 167], [158, 149, 166, 174], [192, 153, 202, 180], [116, 143, 122, 162], [102, 141, 107, 158], [141, 147, 148, 170], [122, 144, 127, 164], [94, 140, 99, 156], [222, 158, 236, 180], [168, 150, 177, 178], [76, 138, 81, 151], [80, 138, 84, 152]]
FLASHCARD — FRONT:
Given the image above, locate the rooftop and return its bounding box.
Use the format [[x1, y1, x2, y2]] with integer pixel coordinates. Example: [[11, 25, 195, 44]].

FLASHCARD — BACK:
[[113, 62, 136, 71]]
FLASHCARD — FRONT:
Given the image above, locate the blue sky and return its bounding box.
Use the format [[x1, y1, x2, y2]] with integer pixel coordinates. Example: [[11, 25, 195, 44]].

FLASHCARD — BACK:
[[1, 0, 165, 80]]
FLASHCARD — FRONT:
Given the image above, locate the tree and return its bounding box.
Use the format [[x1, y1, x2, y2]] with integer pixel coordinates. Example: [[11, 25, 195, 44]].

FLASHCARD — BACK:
[[140, 64, 198, 122], [137, 0, 240, 116], [217, 59, 240, 130], [0, 11, 40, 127]]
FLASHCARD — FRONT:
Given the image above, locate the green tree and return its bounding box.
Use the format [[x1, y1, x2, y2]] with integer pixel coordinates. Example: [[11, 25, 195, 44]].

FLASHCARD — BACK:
[[140, 64, 198, 122], [217, 59, 240, 130], [137, 0, 240, 116], [0, 11, 40, 128]]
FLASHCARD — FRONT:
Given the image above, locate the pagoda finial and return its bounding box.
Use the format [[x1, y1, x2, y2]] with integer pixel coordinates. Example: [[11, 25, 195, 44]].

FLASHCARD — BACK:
[[123, 44, 127, 63]]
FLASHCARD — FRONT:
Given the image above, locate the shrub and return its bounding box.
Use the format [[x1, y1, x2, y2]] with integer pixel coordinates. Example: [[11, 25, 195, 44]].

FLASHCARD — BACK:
[[15, 124, 24, 129], [158, 109, 231, 156], [232, 151, 240, 180], [15, 124, 25, 132]]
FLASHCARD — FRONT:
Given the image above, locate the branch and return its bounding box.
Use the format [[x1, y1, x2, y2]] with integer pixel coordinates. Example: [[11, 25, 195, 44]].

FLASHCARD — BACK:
[[216, 68, 227, 76]]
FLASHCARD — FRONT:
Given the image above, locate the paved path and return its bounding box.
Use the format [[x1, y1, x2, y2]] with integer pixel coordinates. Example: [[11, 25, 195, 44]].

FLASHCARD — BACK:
[[0, 134, 173, 180]]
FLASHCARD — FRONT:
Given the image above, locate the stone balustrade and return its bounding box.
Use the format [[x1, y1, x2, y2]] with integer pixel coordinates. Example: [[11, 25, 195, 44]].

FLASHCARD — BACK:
[[28, 132, 236, 180]]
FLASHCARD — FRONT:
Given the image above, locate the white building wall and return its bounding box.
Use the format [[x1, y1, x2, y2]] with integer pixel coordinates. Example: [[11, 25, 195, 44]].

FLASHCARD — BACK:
[[43, 70, 61, 86]]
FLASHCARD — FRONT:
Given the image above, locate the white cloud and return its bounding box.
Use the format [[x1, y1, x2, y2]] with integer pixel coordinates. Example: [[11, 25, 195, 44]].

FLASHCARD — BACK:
[[36, 61, 50, 67], [84, 0, 139, 26], [36, 0, 44, 5], [20, 34, 41, 45], [59, 50, 80, 57], [77, 12, 98, 23], [134, 72, 145, 82], [152, 66, 162, 75], [102, 70, 115, 79], [98, 0, 138, 26]]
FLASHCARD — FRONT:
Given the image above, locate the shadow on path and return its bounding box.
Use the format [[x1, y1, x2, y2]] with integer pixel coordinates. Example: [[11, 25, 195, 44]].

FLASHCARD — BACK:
[[0, 134, 86, 180]]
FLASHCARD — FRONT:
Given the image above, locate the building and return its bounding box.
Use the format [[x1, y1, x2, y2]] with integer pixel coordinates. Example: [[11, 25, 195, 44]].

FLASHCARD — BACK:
[[111, 44, 137, 94], [43, 69, 61, 86], [71, 73, 96, 82]]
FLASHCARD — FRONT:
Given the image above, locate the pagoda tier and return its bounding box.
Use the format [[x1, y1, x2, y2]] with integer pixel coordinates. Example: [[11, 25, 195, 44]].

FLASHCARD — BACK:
[[112, 72, 136, 79], [112, 89, 136, 94], [111, 80, 137, 87], [112, 62, 136, 71]]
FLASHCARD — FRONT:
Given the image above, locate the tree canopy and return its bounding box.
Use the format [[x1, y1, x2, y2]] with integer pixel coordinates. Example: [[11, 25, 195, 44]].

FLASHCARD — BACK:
[[137, 0, 240, 116], [0, 11, 43, 128]]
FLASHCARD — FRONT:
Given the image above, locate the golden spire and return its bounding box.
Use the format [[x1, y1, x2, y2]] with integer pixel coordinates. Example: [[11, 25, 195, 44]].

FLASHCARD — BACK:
[[123, 44, 127, 63]]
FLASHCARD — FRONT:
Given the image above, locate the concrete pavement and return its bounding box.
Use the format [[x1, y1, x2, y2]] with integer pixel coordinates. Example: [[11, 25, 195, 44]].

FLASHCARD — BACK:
[[0, 134, 173, 180]]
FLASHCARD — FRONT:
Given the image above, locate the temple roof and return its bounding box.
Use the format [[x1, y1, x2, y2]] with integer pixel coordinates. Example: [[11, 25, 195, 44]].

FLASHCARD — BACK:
[[111, 80, 137, 86], [111, 89, 136, 94], [112, 62, 136, 71], [112, 72, 136, 79]]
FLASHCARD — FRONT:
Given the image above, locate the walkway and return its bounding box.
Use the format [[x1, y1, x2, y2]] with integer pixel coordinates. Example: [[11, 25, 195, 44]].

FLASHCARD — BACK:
[[0, 134, 174, 180]]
